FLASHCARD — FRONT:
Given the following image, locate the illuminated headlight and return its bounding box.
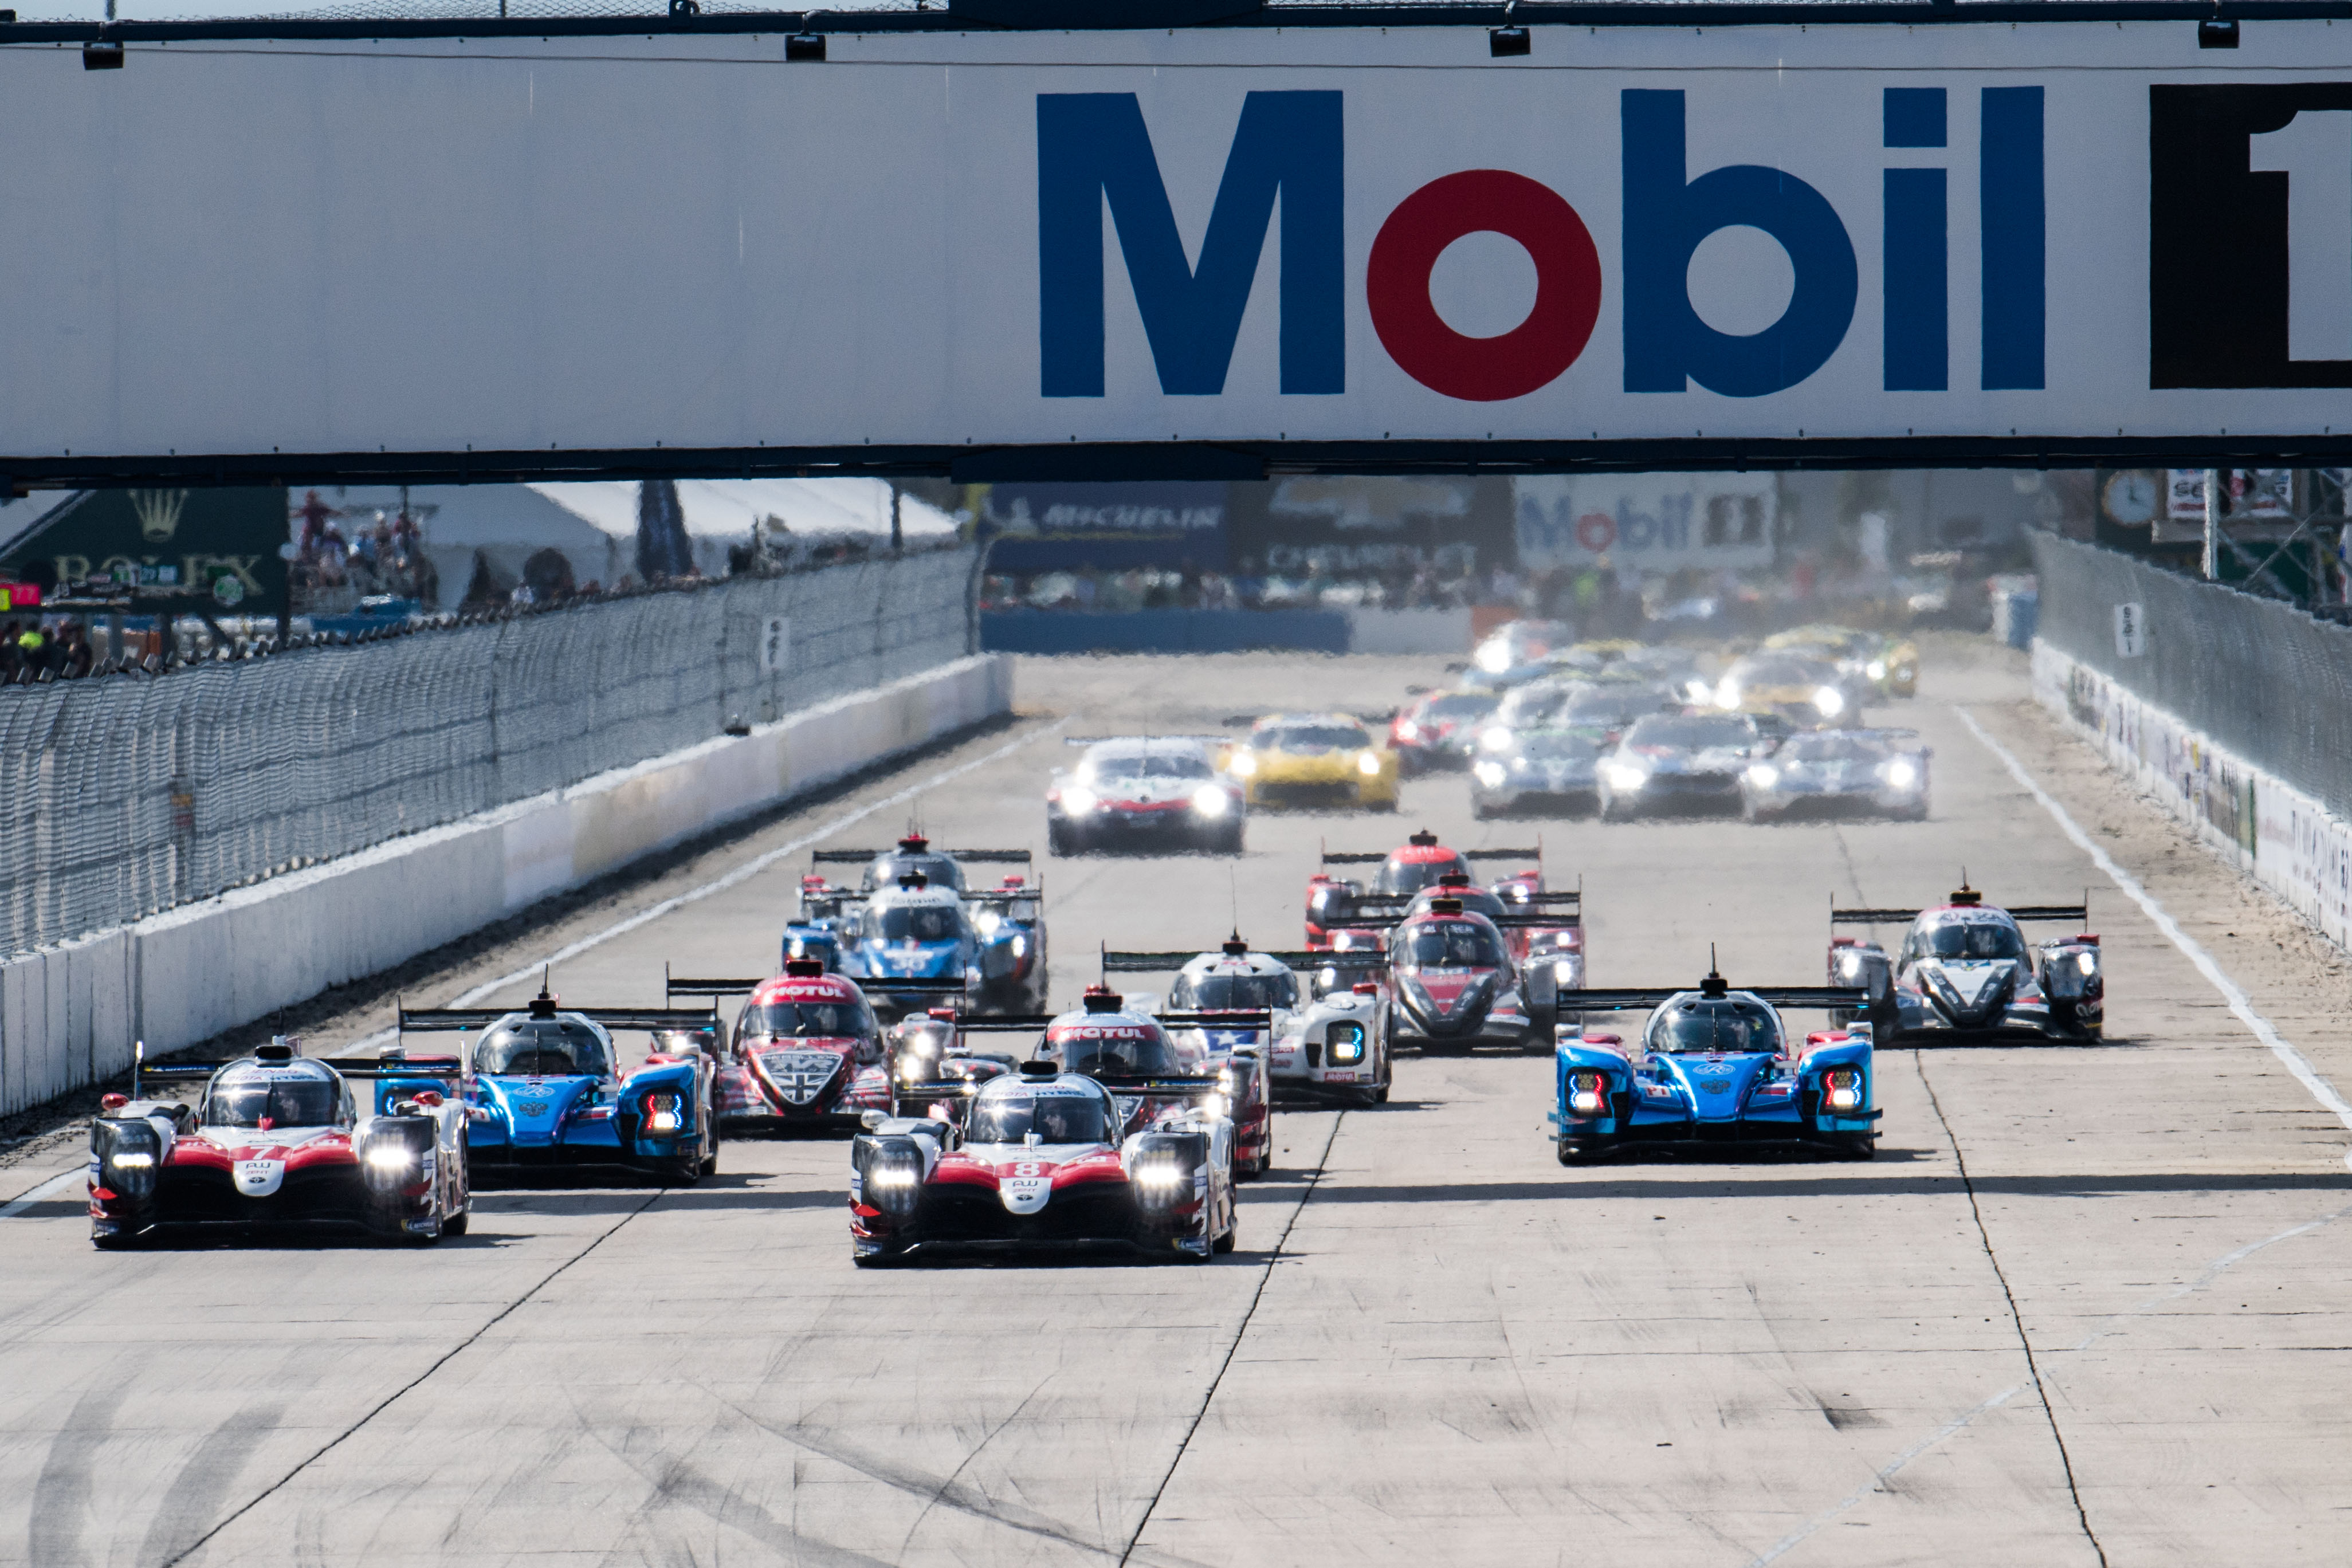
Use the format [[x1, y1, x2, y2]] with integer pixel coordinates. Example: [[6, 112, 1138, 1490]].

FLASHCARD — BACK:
[[1684, 678, 1714, 704], [1746, 764, 1780, 788], [1132, 1153, 1188, 1192], [642, 1091, 684, 1135], [867, 1162, 918, 1189], [1011, 934, 1028, 958], [1192, 785, 1231, 816], [1867, 659, 1888, 681], [365, 1143, 417, 1172], [1813, 685, 1846, 717], [109, 1150, 156, 1170], [1476, 643, 1511, 673], [1715, 681, 1741, 708], [1553, 958, 1579, 985], [1884, 759, 1919, 789], [1824, 1068, 1863, 1111], [1356, 751, 1383, 777], [1061, 784, 1098, 815], [1318, 965, 1340, 990], [973, 908, 1003, 936], [1568, 1070, 1609, 1117], [1480, 726, 1514, 752], [1328, 1023, 1367, 1065], [1602, 761, 1649, 791], [1474, 761, 1508, 787], [1836, 950, 1865, 980], [1396, 720, 1421, 741], [1228, 751, 1257, 778], [1200, 1093, 1228, 1119], [2076, 949, 2098, 976]]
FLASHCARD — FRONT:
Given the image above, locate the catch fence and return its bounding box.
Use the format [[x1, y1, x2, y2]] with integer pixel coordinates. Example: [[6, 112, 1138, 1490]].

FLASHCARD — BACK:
[[0, 544, 975, 958], [2031, 532, 2352, 824]]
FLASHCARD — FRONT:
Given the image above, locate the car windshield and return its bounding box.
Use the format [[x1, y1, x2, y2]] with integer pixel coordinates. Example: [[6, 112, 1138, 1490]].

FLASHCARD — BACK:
[[877, 905, 964, 942], [1922, 919, 2027, 960], [205, 1071, 342, 1129], [475, 1021, 612, 1076], [1784, 734, 1882, 762], [863, 854, 961, 892], [1519, 732, 1601, 761], [743, 1000, 873, 1038], [1416, 886, 1507, 918], [1376, 851, 1470, 894], [1090, 752, 1213, 781], [1055, 1032, 1183, 1075], [1261, 725, 1369, 753], [1424, 693, 1496, 720], [1498, 685, 1573, 725], [1173, 971, 1299, 1009], [1735, 657, 1833, 686], [1654, 1000, 1782, 1054], [1625, 715, 1756, 750], [969, 1094, 1112, 1145], [1400, 922, 1503, 968], [1564, 687, 1664, 724]]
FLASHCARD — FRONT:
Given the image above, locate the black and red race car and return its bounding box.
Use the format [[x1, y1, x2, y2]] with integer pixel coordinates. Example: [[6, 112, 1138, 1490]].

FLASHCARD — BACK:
[[1355, 895, 1564, 1055], [88, 1038, 472, 1247], [669, 960, 965, 1131]]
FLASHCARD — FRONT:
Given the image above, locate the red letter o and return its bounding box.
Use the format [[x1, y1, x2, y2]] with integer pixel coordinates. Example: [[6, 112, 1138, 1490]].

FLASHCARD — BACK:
[[1368, 170, 1602, 403]]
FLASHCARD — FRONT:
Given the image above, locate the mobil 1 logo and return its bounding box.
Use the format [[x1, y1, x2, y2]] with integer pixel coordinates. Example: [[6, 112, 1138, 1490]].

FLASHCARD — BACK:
[[2152, 84, 2352, 387]]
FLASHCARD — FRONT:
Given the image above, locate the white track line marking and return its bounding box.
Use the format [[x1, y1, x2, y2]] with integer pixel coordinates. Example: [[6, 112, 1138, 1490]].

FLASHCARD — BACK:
[[348, 721, 1063, 1051], [1953, 704, 2352, 1167], [1, 1168, 85, 1219]]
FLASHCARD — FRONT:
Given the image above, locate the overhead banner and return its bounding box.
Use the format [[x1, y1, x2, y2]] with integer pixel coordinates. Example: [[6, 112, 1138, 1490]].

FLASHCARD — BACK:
[[1514, 475, 1777, 570], [1, 24, 2350, 475], [979, 481, 1228, 569]]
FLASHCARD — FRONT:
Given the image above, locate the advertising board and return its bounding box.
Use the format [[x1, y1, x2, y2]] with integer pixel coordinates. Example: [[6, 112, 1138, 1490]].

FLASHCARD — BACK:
[[3, 22, 2351, 478], [1514, 474, 1776, 571]]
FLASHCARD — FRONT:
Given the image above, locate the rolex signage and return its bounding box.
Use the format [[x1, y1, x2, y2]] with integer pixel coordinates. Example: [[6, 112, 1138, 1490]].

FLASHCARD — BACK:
[[0, 488, 290, 618]]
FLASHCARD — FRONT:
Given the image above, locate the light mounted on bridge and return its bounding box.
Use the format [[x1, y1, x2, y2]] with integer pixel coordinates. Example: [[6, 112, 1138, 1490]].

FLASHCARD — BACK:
[[1489, 26, 1530, 58], [786, 33, 826, 61]]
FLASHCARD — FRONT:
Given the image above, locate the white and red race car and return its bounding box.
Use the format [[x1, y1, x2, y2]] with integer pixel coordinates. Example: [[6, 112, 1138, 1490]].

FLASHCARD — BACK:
[[849, 989, 1240, 1264], [667, 960, 964, 1131], [88, 1038, 471, 1248]]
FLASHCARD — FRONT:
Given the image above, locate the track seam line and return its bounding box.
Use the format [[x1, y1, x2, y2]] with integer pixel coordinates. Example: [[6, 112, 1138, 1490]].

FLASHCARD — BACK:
[[157, 1188, 665, 1567], [1916, 1054, 2110, 1568], [348, 719, 1065, 1050], [1952, 704, 2352, 1166], [1116, 1111, 1345, 1568]]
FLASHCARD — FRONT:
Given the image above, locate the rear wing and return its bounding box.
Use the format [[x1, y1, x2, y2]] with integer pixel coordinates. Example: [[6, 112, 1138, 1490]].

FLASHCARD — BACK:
[[1153, 1009, 1274, 1031], [129, 1054, 467, 1086], [1565, 987, 1871, 1013], [1086, 1072, 1228, 1100], [811, 848, 1032, 866], [1831, 898, 2088, 926], [666, 970, 968, 1003], [1320, 843, 1542, 866], [399, 1005, 719, 1034]]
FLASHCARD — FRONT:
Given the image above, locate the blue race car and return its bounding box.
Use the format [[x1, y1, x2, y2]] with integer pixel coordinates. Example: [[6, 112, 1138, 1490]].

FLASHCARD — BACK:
[[1551, 970, 1876, 1165], [386, 989, 722, 1184], [795, 835, 1047, 1016]]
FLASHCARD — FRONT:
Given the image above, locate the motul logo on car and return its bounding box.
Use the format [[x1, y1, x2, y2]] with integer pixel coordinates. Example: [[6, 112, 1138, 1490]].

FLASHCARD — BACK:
[[1050, 1024, 1152, 1040]]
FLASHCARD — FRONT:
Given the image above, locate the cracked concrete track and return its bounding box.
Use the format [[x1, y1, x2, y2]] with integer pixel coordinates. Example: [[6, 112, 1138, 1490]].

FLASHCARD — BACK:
[[2, 637, 2348, 1567]]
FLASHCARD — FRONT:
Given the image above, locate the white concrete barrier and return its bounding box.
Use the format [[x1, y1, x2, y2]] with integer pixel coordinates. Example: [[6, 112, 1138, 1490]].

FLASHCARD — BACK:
[[0, 655, 1012, 1114], [2034, 640, 2352, 952], [1346, 607, 1473, 655]]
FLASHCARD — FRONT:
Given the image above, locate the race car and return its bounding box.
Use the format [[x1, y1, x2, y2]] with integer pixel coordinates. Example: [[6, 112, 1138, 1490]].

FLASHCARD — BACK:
[[1472, 728, 1605, 818], [1372, 894, 1560, 1055], [1304, 828, 1545, 948], [1047, 736, 1243, 855], [1227, 712, 1400, 812], [795, 838, 1047, 1016], [882, 1007, 1020, 1109], [1714, 651, 1866, 728], [1407, 868, 1585, 977], [1597, 712, 1772, 820], [663, 962, 906, 1131], [87, 1038, 472, 1247], [849, 997, 1240, 1263], [1551, 969, 1878, 1164], [1471, 617, 1571, 676], [1827, 885, 2102, 1042], [1741, 728, 1931, 823], [1388, 687, 1499, 774], [390, 990, 722, 1183], [1768, 623, 1921, 698], [1102, 938, 1299, 1166]]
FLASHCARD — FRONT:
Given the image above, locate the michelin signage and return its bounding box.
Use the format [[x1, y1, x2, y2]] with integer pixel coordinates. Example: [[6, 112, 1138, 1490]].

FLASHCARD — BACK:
[[0, 25, 2347, 462]]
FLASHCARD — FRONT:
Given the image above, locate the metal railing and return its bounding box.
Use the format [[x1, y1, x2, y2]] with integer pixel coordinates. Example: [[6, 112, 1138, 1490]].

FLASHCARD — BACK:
[[2032, 531, 2352, 823], [0, 544, 975, 958]]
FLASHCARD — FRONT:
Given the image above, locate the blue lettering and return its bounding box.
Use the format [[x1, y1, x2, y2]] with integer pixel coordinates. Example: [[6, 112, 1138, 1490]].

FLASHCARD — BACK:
[[1620, 89, 1859, 398], [1980, 86, 2045, 391], [1036, 92, 1344, 398]]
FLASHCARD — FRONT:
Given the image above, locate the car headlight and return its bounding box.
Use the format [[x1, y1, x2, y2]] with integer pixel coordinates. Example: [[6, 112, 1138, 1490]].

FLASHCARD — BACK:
[[365, 1143, 417, 1172], [1823, 1067, 1864, 1111], [1867, 659, 1887, 680], [1474, 761, 1507, 787], [1836, 950, 1866, 980], [1715, 681, 1741, 708], [1602, 761, 1648, 791], [1062, 784, 1098, 814], [1327, 1023, 1367, 1065], [1192, 784, 1231, 816], [1475, 644, 1511, 673], [109, 1150, 156, 1169], [973, 908, 1003, 936], [1684, 678, 1714, 704], [1553, 958, 1579, 985], [1813, 685, 1846, 717], [1746, 764, 1780, 788], [1228, 751, 1257, 778], [1568, 1070, 1609, 1116], [867, 1162, 918, 1189], [2076, 949, 2098, 976], [1396, 720, 1421, 741], [1480, 727, 1513, 752], [1356, 750, 1382, 777], [642, 1091, 684, 1135], [1884, 759, 1919, 789], [1011, 934, 1027, 958]]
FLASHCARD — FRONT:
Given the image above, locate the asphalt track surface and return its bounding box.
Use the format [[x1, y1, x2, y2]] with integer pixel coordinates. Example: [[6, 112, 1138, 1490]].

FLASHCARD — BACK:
[[5, 635, 2351, 1566]]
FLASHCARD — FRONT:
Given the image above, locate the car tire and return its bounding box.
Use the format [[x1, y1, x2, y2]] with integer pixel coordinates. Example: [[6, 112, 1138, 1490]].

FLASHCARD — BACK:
[[442, 1208, 469, 1238], [1048, 824, 1077, 856], [1375, 1083, 1389, 1105], [1213, 1223, 1237, 1255]]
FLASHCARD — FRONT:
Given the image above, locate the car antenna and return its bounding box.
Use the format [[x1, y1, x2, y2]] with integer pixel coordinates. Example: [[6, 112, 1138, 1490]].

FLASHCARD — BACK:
[[1098, 940, 1107, 989], [1228, 863, 1239, 936]]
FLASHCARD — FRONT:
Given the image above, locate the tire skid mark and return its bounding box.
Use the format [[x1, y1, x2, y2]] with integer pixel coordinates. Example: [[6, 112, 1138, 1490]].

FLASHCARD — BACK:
[[28, 1377, 132, 1567]]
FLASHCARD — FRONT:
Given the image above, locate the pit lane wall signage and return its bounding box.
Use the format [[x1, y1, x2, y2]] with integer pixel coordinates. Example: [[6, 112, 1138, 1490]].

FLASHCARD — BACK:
[[5, 25, 2352, 466]]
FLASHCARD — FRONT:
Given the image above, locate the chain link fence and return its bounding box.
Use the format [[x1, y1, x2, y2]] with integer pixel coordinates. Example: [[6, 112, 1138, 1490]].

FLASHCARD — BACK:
[[2032, 531, 2352, 823], [0, 543, 975, 958]]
